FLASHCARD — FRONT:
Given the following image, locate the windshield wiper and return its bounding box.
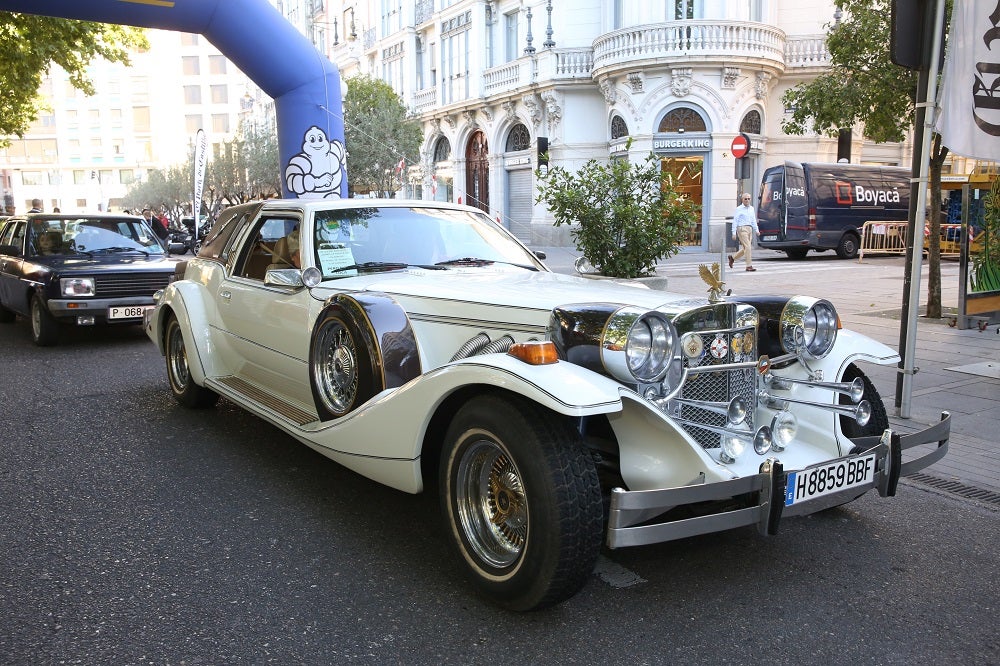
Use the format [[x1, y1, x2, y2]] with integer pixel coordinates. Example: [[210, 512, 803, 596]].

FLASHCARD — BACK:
[[96, 246, 149, 256], [435, 257, 538, 271], [330, 261, 410, 273]]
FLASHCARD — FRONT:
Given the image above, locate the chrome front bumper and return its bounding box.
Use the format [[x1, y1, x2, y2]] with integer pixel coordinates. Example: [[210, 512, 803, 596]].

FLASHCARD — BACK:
[[606, 411, 951, 548]]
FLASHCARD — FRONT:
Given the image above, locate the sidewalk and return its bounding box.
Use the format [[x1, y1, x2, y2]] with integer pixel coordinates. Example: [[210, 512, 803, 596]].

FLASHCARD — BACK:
[[535, 245, 1000, 499]]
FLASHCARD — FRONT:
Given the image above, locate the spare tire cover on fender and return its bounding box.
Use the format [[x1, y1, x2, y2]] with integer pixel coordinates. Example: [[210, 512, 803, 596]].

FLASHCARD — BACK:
[[309, 292, 420, 420]]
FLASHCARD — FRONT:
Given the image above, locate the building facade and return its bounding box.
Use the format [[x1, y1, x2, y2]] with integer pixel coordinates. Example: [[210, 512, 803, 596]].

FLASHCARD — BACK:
[[307, 0, 923, 250], [0, 29, 251, 215]]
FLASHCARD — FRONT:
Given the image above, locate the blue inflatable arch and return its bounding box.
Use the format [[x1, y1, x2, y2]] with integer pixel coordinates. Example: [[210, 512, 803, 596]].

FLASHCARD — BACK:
[[0, 0, 347, 199]]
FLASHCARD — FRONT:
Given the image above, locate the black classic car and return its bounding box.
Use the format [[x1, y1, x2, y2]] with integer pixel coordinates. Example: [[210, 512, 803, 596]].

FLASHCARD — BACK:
[[0, 213, 177, 346]]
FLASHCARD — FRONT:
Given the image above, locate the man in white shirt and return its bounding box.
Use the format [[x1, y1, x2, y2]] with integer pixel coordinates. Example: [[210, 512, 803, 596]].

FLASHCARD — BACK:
[[729, 193, 760, 272]]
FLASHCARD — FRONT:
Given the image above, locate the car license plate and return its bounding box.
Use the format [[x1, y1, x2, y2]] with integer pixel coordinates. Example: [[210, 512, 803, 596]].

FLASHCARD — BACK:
[[784, 453, 876, 506], [109, 305, 153, 320], [762, 234, 778, 241]]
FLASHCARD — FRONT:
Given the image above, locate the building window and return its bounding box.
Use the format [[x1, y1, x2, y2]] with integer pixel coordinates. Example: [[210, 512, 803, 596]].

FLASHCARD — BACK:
[[740, 110, 762, 135], [611, 115, 629, 139], [185, 115, 204, 133], [211, 85, 229, 104], [181, 33, 198, 46], [212, 114, 230, 133], [433, 137, 451, 162], [673, 0, 703, 20], [110, 108, 123, 128], [657, 107, 706, 133], [73, 170, 86, 185], [504, 11, 518, 63], [182, 56, 200, 75], [133, 107, 151, 132], [209, 55, 227, 75], [505, 123, 530, 152], [21, 171, 43, 186], [441, 12, 471, 105], [184, 85, 202, 105], [120, 169, 136, 185]]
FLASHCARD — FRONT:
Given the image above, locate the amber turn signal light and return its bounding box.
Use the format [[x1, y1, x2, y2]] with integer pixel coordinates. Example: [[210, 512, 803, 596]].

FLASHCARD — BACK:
[[507, 341, 559, 365]]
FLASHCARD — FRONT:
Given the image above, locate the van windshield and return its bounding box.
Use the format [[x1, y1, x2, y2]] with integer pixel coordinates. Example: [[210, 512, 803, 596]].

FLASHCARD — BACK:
[[757, 169, 784, 234]]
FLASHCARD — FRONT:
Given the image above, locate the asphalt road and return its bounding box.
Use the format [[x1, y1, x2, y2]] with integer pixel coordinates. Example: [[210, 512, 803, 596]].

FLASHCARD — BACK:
[[1, 317, 997, 665]]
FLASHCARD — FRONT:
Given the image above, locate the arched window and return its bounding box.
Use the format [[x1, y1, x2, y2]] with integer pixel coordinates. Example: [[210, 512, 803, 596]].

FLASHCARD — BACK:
[[740, 110, 762, 135], [433, 136, 451, 162], [610, 115, 629, 140], [505, 123, 531, 152], [657, 107, 706, 133]]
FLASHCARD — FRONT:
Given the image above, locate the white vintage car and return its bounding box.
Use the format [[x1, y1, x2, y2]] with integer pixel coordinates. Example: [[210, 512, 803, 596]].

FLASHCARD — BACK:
[[145, 199, 950, 611]]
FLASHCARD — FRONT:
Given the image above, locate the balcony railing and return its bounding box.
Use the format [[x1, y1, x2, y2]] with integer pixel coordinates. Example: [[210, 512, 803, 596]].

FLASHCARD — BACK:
[[413, 86, 438, 113], [784, 35, 831, 69], [592, 21, 786, 75]]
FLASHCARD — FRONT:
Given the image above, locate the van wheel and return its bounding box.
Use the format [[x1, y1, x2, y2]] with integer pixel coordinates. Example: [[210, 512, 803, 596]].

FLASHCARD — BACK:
[[784, 248, 808, 260], [836, 233, 859, 259]]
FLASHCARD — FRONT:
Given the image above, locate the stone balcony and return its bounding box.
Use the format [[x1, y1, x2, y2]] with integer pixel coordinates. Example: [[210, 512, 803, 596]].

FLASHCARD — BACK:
[[591, 20, 787, 79], [412, 25, 830, 115]]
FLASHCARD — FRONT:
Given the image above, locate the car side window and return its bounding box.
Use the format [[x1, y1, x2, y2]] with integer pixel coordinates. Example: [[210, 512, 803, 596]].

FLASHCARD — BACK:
[[2, 222, 26, 255], [233, 215, 302, 281], [0, 221, 13, 249]]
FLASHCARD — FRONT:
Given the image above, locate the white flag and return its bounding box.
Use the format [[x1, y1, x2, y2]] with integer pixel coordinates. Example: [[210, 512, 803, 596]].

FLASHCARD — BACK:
[[936, 1, 1000, 160], [192, 129, 208, 238]]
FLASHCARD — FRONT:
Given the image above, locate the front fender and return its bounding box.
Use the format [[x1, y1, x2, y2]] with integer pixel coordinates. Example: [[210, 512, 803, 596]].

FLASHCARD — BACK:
[[149, 280, 225, 386]]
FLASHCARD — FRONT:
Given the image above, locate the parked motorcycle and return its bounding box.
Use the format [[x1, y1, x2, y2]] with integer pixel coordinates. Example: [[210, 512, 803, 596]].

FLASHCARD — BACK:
[[166, 220, 195, 255], [181, 216, 212, 255]]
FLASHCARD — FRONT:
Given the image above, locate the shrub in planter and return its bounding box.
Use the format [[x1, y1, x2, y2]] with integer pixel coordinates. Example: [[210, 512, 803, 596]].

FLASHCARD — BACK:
[[536, 142, 699, 279]]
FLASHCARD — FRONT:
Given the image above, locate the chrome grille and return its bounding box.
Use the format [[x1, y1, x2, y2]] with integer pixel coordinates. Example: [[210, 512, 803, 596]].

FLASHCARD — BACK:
[[673, 304, 759, 450], [94, 273, 171, 297]]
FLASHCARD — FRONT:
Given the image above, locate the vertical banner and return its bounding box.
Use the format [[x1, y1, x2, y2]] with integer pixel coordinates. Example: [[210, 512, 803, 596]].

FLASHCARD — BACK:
[[936, 1, 1000, 159], [192, 129, 208, 240]]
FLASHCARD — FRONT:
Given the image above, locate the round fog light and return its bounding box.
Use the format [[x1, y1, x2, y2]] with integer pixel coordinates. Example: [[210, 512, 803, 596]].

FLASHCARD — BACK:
[[721, 432, 747, 463], [770, 412, 797, 452]]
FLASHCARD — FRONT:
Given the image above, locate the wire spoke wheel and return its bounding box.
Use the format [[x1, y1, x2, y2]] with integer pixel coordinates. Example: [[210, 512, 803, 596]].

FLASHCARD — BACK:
[[455, 437, 528, 568], [315, 321, 359, 416]]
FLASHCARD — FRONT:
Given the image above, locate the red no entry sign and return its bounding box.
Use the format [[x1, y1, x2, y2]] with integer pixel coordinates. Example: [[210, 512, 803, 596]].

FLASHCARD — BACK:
[[731, 133, 750, 158]]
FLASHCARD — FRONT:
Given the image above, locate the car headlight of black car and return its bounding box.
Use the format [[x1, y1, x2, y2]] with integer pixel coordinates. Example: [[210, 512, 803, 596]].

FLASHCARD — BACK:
[[779, 296, 839, 359], [60, 277, 95, 297], [600, 307, 678, 385]]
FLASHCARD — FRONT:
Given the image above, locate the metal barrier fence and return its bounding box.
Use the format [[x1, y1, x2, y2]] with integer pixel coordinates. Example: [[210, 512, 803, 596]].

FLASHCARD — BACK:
[[858, 221, 967, 262]]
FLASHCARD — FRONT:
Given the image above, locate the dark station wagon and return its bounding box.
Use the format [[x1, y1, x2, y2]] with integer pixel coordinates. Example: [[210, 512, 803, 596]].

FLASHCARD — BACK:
[[0, 213, 176, 346]]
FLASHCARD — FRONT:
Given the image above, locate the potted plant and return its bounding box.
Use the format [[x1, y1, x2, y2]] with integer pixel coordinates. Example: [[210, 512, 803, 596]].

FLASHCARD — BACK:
[[536, 139, 699, 281]]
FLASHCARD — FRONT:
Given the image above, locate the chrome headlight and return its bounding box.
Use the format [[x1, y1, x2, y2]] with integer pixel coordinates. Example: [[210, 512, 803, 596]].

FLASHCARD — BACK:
[[780, 296, 839, 358], [61, 277, 95, 297], [601, 306, 677, 384]]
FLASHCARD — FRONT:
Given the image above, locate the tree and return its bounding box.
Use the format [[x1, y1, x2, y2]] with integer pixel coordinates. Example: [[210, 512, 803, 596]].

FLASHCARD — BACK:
[[342, 75, 423, 197], [535, 140, 697, 279], [0, 13, 147, 143], [781, 0, 950, 318]]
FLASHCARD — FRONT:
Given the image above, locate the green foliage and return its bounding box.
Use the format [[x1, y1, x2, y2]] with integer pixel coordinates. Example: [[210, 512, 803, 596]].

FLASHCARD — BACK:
[[0, 13, 147, 143], [342, 75, 423, 197], [781, 0, 918, 142], [536, 141, 697, 279]]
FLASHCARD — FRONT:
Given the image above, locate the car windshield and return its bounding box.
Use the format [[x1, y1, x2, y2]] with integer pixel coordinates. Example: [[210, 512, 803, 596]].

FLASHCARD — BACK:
[[29, 217, 166, 257], [311, 206, 541, 279]]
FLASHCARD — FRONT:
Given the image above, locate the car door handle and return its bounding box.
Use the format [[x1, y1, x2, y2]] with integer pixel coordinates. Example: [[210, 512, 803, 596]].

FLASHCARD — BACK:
[[220, 289, 231, 300]]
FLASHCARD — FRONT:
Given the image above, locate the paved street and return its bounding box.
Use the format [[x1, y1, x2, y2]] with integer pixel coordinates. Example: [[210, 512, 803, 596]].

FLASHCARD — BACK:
[[1, 253, 997, 665]]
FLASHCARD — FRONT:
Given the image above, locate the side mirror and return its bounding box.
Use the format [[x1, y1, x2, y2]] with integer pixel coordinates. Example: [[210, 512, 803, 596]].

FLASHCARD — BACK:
[[264, 267, 305, 288], [533, 250, 547, 260]]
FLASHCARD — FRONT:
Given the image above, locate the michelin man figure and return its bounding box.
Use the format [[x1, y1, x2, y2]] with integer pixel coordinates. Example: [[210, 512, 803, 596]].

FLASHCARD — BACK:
[[284, 125, 346, 198]]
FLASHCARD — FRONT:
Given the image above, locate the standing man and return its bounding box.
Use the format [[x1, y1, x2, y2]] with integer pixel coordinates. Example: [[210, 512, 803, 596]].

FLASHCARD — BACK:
[[728, 192, 760, 272], [28, 199, 43, 213]]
